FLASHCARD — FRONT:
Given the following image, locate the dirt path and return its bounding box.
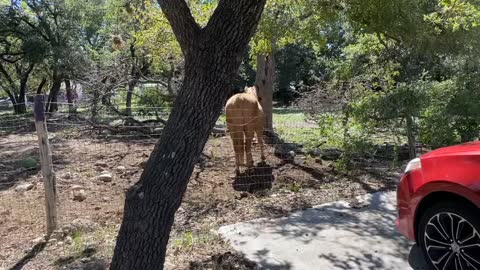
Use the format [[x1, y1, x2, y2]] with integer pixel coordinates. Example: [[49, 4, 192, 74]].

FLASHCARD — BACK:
[[0, 132, 403, 269]]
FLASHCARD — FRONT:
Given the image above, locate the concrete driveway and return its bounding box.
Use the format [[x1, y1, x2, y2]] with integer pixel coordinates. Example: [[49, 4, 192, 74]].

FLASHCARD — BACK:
[[219, 192, 429, 270]]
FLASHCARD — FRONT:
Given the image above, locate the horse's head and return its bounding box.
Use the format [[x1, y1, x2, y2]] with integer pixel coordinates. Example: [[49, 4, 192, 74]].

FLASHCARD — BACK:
[[245, 85, 262, 102]]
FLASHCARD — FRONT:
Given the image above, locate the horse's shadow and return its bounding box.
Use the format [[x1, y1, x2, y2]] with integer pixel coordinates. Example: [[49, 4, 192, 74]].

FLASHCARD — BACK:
[[232, 162, 275, 193]]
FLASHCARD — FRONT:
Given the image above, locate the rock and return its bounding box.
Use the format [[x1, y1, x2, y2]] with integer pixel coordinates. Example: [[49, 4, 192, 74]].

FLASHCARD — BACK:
[[80, 257, 91, 263], [32, 236, 46, 245], [116, 165, 126, 171], [294, 156, 306, 165], [15, 183, 34, 192], [205, 162, 214, 168], [57, 241, 64, 246], [315, 158, 323, 164], [102, 197, 110, 202], [62, 172, 72, 179], [349, 198, 370, 209], [51, 229, 65, 240], [70, 219, 98, 233], [236, 192, 249, 200], [84, 259, 109, 270], [308, 148, 322, 157], [96, 173, 113, 182], [94, 162, 108, 168], [71, 185, 83, 190], [48, 238, 58, 245], [109, 119, 124, 127], [73, 189, 87, 202], [65, 236, 73, 245], [82, 245, 97, 257], [62, 225, 74, 235], [94, 206, 101, 211]]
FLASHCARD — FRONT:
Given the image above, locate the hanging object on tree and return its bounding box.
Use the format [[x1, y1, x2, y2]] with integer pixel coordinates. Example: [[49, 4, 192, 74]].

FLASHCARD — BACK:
[[112, 35, 124, 51]]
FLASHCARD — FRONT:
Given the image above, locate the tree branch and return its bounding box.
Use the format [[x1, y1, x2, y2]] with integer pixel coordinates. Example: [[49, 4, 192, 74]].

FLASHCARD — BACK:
[[157, 0, 201, 55], [204, 0, 267, 52], [0, 62, 17, 91], [36, 77, 47, 94]]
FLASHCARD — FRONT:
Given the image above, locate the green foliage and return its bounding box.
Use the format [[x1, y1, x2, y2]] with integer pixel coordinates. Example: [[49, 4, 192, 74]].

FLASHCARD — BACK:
[[425, 0, 480, 32], [20, 156, 38, 170], [136, 86, 172, 117], [275, 44, 324, 104], [288, 181, 302, 193]]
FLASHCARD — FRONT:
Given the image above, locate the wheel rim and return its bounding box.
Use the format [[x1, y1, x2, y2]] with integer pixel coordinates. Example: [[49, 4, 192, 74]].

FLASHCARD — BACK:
[[424, 212, 480, 270]]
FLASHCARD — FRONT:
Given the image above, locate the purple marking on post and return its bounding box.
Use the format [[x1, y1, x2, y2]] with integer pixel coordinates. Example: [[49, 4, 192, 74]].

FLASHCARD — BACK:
[[34, 95, 45, 122]]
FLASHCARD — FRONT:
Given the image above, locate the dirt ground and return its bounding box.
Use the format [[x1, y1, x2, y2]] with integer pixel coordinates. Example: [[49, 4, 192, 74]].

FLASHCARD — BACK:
[[0, 126, 404, 270]]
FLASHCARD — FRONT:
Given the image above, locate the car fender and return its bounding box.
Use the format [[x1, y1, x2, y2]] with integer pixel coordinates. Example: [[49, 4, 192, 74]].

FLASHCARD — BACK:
[[411, 180, 480, 217]]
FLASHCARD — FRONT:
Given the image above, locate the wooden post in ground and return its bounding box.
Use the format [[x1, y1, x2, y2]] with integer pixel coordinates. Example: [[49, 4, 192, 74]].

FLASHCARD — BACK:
[[34, 95, 58, 235]]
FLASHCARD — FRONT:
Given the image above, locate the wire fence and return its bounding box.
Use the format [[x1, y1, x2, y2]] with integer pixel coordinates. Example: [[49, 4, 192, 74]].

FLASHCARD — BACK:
[[0, 100, 409, 269]]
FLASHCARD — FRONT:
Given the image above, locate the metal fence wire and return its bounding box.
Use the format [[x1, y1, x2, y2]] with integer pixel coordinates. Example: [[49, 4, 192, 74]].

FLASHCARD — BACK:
[[0, 100, 407, 270]]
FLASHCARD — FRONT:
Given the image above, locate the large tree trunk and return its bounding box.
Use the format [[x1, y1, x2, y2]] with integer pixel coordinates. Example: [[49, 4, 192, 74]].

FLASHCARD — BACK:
[[125, 79, 136, 116], [110, 0, 265, 269], [65, 79, 75, 114], [14, 97, 27, 114], [47, 72, 62, 113], [6, 93, 20, 114], [15, 76, 29, 114], [255, 48, 275, 134], [2, 87, 24, 114]]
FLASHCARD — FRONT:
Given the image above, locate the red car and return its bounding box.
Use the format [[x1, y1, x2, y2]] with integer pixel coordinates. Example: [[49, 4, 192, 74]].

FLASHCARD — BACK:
[[396, 141, 480, 269]]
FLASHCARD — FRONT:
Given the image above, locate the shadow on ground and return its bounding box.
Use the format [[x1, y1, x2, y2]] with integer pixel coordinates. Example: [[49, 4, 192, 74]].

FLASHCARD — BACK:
[[8, 241, 47, 270], [189, 251, 293, 270], [232, 162, 274, 193], [219, 192, 423, 269]]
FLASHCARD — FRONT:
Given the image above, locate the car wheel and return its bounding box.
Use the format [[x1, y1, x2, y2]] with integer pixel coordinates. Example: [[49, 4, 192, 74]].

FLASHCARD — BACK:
[[418, 201, 480, 270]]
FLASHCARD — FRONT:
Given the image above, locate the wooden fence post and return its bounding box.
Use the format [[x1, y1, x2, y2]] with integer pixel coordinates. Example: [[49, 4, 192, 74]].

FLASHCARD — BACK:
[[34, 95, 58, 235]]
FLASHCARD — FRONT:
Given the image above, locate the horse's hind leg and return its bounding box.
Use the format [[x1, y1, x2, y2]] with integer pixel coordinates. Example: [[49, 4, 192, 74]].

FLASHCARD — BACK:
[[230, 129, 245, 173], [245, 129, 255, 168], [256, 119, 266, 161]]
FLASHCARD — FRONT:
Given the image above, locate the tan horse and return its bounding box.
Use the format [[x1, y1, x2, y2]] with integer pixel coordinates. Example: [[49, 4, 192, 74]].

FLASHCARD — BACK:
[[225, 85, 266, 174]]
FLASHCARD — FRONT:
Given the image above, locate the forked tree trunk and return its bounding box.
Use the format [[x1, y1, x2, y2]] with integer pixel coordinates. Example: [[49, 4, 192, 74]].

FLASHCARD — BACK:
[[110, 1, 266, 269], [255, 48, 275, 134], [16, 71, 32, 114], [47, 72, 62, 113]]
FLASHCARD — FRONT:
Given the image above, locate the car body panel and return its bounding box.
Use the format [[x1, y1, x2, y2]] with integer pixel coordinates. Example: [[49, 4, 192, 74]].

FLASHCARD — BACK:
[[395, 141, 480, 241]]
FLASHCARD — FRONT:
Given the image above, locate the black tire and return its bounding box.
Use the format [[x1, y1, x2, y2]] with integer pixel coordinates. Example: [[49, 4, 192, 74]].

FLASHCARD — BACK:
[[417, 201, 480, 270]]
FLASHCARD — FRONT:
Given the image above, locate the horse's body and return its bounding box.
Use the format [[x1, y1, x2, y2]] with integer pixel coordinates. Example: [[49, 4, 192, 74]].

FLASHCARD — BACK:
[[225, 86, 265, 173]]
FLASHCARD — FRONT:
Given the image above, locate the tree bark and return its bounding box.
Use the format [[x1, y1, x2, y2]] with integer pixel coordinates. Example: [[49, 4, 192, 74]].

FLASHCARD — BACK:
[[65, 79, 75, 114], [1, 62, 33, 114], [16, 79, 27, 114], [255, 45, 276, 133], [406, 114, 416, 159], [125, 79, 136, 116], [110, 0, 266, 269], [47, 70, 62, 113]]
